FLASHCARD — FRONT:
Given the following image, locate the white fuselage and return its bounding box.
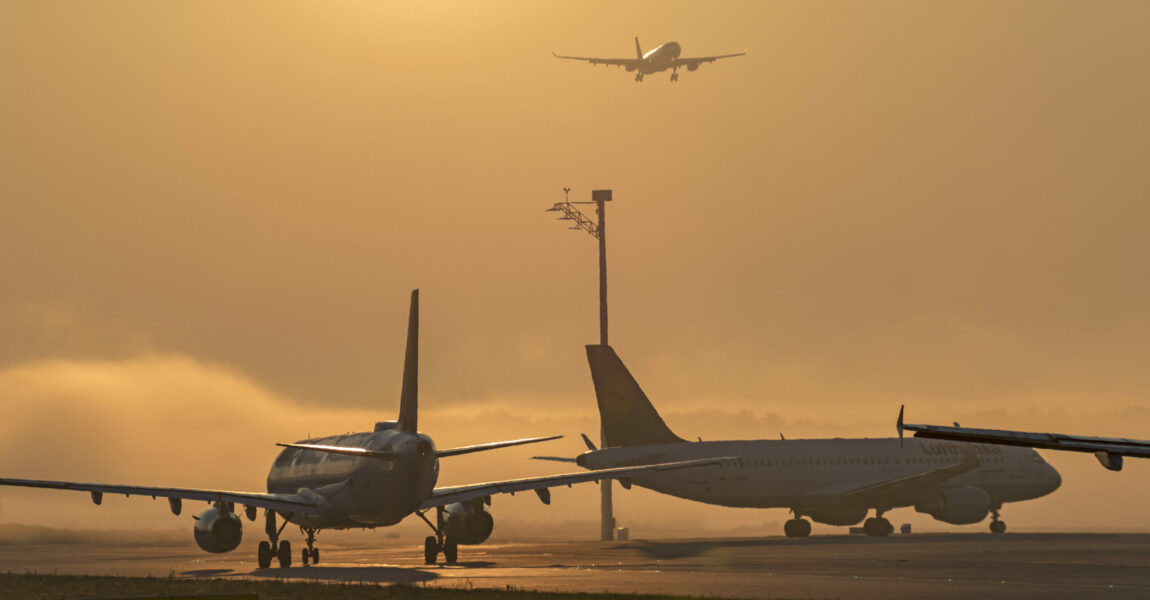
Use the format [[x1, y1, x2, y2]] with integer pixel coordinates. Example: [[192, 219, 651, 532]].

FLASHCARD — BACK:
[[635, 41, 682, 74], [580, 437, 1060, 514]]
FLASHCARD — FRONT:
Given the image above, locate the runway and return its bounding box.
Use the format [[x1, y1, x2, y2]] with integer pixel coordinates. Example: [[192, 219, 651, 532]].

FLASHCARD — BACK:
[[3, 533, 1148, 599]]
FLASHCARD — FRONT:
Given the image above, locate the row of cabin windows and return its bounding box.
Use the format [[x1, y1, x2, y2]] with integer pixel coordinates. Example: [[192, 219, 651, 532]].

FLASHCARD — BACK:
[[739, 455, 1007, 468], [273, 433, 373, 467]]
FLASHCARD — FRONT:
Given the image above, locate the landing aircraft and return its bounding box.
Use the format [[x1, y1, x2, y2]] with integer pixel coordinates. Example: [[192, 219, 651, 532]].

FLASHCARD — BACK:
[[898, 406, 1150, 472], [0, 292, 724, 568], [537, 345, 1062, 536], [553, 37, 746, 82]]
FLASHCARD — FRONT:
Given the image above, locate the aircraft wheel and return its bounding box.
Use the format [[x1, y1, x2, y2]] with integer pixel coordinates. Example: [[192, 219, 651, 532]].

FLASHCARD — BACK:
[[257, 541, 272, 569], [784, 518, 811, 538], [443, 536, 459, 564], [864, 517, 893, 537], [301, 547, 310, 566], [277, 540, 292, 568], [990, 520, 1007, 534], [424, 536, 439, 564], [311, 548, 320, 564]]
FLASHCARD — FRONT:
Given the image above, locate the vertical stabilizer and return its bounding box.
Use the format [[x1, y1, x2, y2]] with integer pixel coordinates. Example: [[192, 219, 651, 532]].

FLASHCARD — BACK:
[[586, 345, 686, 447], [397, 289, 419, 433], [634, 36, 643, 60]]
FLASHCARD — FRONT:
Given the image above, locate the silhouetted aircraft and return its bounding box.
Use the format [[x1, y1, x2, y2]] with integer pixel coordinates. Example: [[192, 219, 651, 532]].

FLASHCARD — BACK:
[[898, 406, 1150, 472], [536, 345, 1061, 537], [0, 291, 724, 568], [553, 37, 746, 82]]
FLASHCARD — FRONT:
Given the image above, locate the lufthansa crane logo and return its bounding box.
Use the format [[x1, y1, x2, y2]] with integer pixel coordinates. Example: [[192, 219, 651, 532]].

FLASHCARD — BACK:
[[601, 373, 636, 418]]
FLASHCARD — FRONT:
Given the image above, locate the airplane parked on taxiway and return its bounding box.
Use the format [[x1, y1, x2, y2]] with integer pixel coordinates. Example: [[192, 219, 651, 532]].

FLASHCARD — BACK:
[[537, 345, 1062, 537], [0, 291, 724, 568]]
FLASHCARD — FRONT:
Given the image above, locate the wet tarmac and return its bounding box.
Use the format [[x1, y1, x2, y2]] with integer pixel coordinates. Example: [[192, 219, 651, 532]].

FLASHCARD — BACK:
[[2, 533, 1148, 599]]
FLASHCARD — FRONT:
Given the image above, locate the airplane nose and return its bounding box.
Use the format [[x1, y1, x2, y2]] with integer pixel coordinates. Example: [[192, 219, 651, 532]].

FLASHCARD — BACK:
[[1044, 463, 1062, 493]]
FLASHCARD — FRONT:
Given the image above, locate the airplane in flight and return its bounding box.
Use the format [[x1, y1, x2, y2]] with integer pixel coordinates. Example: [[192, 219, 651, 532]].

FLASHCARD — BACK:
[[0, 291, 725, 568], [898, 406, 1150, 472], [537, 345, 1062, 537], [553, 37, 746, 82]]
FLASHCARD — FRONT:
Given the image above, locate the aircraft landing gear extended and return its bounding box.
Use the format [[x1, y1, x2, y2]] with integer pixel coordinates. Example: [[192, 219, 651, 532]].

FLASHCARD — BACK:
[[863, 510, 894, 537], [634, 73, 644, 83], [258, 510, 293, 568], [417, 506, 460, 565], [989, 506, 1007, 534], [670, 70, 679, 82], [784, 511, 812, 538], [300, 527, 319, 566]]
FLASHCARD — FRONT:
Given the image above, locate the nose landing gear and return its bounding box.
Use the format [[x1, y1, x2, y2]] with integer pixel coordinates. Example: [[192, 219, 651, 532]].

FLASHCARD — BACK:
[[989, 507, 1007, 534], [300, 527, 320, 565]]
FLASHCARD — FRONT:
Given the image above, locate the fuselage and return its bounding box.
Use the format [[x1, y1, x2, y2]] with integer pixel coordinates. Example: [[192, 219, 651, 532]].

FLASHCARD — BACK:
[[266, 422, 439, 529], [580, 437, 1060, 513], [637, 41, 682, 74]]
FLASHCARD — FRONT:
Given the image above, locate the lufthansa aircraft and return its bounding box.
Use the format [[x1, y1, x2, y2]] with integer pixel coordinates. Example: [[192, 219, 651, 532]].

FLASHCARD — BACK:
[[553, 37, 746, 82], [898, 406, 1150, 472], [0, 292, 724, 568], [537, 345, 1062, 537]]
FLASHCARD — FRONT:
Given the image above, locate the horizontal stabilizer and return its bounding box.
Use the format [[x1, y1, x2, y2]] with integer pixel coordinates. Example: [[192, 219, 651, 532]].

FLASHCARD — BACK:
[[531, 456, 579, 463], [437, 435, 563, 458], [276, 442, 399, 460]]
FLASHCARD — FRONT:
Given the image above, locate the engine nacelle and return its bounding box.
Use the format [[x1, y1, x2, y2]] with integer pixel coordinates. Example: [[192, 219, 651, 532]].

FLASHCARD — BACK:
[[915, 486, 991, 525], [445, 502, 494, 545], [192, 506, 243, 553], [687, 63, 699, 72], [805, 507, 867, 526]]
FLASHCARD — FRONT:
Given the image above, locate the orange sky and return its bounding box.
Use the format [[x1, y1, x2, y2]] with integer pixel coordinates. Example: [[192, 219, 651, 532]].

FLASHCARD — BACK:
[[1, 1, 1149, 537]]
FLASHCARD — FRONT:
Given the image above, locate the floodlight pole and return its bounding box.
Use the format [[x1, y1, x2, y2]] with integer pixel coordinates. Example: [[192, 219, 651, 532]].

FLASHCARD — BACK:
[[546, 187, 616, 542]]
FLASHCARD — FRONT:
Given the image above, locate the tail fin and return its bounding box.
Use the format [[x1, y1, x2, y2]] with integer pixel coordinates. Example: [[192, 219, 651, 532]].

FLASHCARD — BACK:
[[586, 345, 686, 447], [397, 289, 419, 433], [635, 36, 643, 60]]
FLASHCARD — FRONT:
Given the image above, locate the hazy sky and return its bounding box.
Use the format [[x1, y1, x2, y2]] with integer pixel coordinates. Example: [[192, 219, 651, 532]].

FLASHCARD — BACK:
[[1, 1, 1148, 536]]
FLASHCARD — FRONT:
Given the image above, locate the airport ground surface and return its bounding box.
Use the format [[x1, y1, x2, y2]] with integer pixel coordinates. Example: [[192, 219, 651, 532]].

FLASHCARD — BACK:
[[3, 533, 1148, 600]]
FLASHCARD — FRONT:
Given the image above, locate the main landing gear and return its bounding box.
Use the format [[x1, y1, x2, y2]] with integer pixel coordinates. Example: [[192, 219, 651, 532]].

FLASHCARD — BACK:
[[863, 510, 894, 537], [784, 511, 811, 538], [417, 506, 459, 565], [989, 506, 1007, 534], [634, 73, 644, 83], [257, 510, 293, 568], [670, 69, 679, 82]]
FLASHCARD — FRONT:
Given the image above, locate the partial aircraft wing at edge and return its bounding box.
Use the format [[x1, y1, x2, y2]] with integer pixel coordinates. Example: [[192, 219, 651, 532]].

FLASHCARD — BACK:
[[900, 424, 1150, 459], [0, 478, 320, 515], [421, 456, 735, 509]]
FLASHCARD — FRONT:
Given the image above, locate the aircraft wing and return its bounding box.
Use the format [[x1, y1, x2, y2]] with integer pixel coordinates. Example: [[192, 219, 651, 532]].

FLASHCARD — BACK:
[[801, 446, 981, 505], [420, 456, 733, 509], [900, 424, 1150, 459], [551, 52, 639, 68], [676, 51, 747, 70], [0, 477, 320, 515]]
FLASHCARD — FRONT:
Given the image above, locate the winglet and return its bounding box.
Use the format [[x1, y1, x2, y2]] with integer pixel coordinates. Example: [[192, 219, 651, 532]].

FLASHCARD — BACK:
[[634, 36, 643, 60], [580, 433, 598, 451], [897, 405, 905, 448], [397, 289, 419, 433]]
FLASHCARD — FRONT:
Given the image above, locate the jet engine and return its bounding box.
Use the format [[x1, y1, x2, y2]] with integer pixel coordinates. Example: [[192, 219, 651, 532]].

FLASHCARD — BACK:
[[687, 63, 700, 72], [915, 486, 991, 525], [805, 507, 867, 526], [192, 505, 243, 553], [444, 501, 494, 545]]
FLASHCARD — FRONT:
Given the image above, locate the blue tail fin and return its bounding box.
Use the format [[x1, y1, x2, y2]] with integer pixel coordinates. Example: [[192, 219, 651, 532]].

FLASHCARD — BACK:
[[586, 345, 686, 447]]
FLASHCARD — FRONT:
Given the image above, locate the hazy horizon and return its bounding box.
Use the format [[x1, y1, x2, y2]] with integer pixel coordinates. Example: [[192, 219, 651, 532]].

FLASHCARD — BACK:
[[2, 0, 1148, 539]]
